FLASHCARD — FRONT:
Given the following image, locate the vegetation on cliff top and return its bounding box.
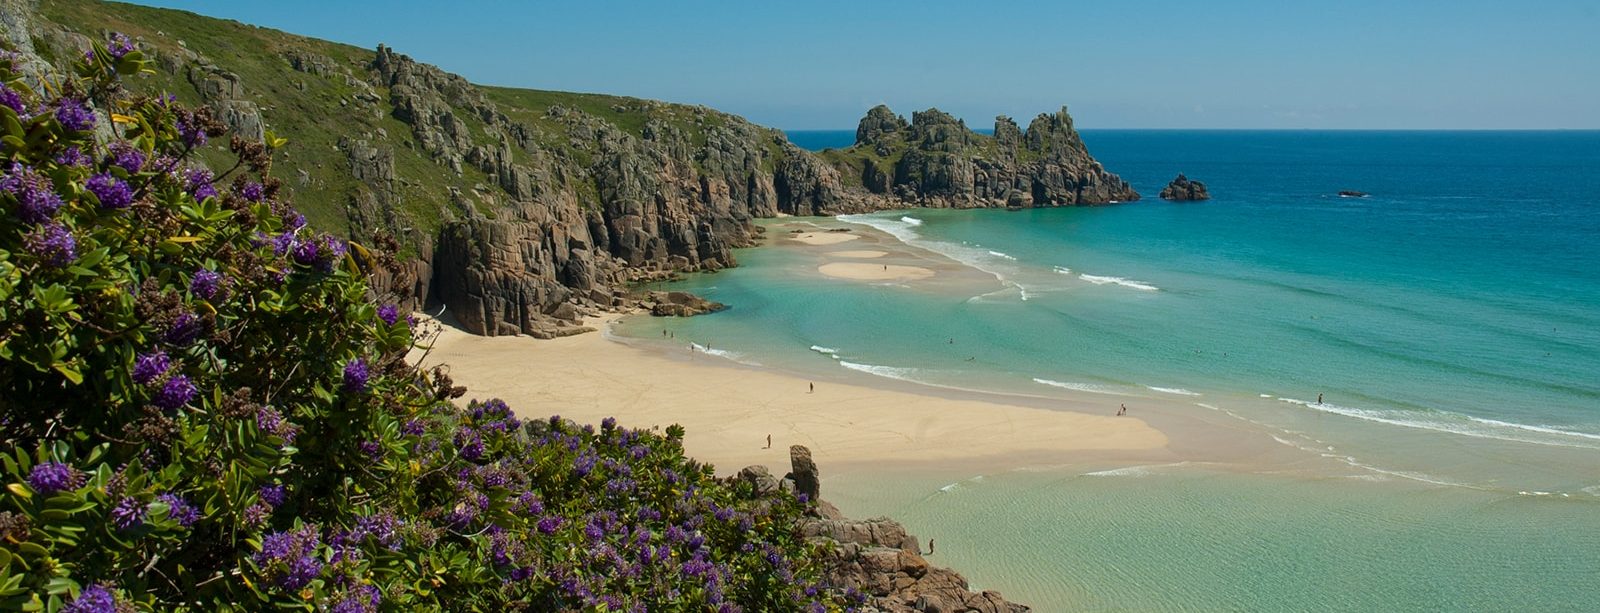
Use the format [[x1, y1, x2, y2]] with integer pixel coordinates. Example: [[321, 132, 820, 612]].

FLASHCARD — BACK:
[[0, 36, 850, 611], [34, 0, 800, 241]]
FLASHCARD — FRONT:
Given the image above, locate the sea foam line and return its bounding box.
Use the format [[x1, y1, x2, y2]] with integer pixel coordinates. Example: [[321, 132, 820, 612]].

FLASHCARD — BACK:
[[1031, 378, 1137, 397], [688, 342, 757, 365], [1079, 273, 1160, 291], [1145, 386, 1201, 396], [988, 250, 1017, 261], [808, 345, 839, 355], [1279, 398, 1600, 450]]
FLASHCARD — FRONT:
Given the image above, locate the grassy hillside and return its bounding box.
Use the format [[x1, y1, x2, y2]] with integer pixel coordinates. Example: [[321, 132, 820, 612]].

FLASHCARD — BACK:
[[35, 0, 787, 237]]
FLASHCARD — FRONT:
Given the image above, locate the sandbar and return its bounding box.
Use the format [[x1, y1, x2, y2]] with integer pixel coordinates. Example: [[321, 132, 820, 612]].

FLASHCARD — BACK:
[[818, 262, 935, 281], [790, 232, 860, 246]]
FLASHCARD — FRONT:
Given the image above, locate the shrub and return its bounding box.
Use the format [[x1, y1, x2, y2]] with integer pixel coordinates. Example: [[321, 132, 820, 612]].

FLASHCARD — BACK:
[[0, 36, 848, 612]]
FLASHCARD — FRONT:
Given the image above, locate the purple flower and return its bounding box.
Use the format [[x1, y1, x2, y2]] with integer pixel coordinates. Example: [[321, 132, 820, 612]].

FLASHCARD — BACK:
[[342, 358, 370, 393], [55, 99, 95, 132], [358, 440, 382, 460], [331, 584, 381, 613], [0, 84, 24, 115], [107, 33, 135, 60], [106, 143, 145, 173], [351, 512, 402, 550], [401, 419, 425, 436], [601, 416, 617, 432], [190, 269, 225, 301], [54, 147, 89, 167], [110, 496, 146, 531], [63, 584, 118, 613], [242, 502, 270, 528], [86, 173, 133, 209], [165, 311, 203, 345], [158, 493, 200, 527], [176, 112, 207, 148], [537, 516, 563, 535], [182, 167, 216, 201], [255, 525, 324, 590], [268, 231, 296, 257], [256, 406, 298, 444], [283, 210, 306, 231], [260, 484, 287, 508], [24, 223, 76, 268], [27, 461, 81, 495], [376, 304, 399, 326], [291, 237, 318, 267], [3, 165, 65, 223], [318, 235, 347, 272], [132, 351, 170, 385], [239, 181, 265, 202], [154, 374, 197, 409]]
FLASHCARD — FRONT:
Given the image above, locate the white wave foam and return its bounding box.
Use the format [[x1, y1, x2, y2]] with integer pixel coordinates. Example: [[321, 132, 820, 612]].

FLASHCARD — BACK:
[[839, 360, 925, 384], [1466, 416, 1600, 442], [987, 250, 1017, 261], [900, 216, 923, 226], [1259, 394, 1274, 398], [1032, 378, 1137, 397], [1052, 266, 1073, 275], [1079, 274, 1160, 291], [1280, 398, 1600, 450], [1083, 461, 1195, 478], [689, 343, 757, 365], [1145, 386, 1201, 396], [808, 345, 839, 355]]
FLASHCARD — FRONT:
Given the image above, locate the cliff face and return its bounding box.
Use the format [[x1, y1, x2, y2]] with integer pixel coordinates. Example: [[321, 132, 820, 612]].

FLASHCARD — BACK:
[[823, 105, 1139, 208], [26, 0, 1131, 339]]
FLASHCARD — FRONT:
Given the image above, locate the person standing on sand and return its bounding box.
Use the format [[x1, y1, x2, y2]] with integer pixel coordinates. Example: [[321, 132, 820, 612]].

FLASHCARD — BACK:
[[765, 434, 771, 449], [1118, 403, 1127, 416], [1318, 393, 1324, 404], [809, 382, 814, 393]]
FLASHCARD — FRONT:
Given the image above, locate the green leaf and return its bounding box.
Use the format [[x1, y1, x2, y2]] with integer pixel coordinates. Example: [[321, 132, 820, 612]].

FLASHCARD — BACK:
[[51, 363, 82, 385]]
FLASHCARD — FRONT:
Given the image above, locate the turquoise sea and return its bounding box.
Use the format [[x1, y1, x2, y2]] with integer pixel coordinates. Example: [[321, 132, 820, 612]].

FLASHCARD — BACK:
[[622, 130, 1600, 610]]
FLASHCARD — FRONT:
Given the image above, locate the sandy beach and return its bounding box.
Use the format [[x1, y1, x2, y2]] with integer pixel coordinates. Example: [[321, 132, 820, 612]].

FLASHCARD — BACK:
[[410, 314, 1168, 474], [827, 250, 887, 259]]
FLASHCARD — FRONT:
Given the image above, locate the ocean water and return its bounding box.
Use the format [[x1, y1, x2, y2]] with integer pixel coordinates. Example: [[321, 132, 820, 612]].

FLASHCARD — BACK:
[[619, 131, 1600, 610]]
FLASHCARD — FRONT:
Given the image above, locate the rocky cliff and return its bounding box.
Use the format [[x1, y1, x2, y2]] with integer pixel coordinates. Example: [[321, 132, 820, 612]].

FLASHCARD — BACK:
[[22, 1, 1134, 340], [821, 104, 1140, 208]]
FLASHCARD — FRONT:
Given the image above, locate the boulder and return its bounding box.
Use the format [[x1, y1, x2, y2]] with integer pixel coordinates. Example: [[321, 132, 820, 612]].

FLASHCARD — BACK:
[[646, 291, 725, 317], [787, 444, 820, 501]]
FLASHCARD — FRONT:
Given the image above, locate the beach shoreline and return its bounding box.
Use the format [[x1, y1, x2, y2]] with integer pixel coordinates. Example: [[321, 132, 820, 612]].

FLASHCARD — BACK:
[[410, 311, 1181, 478]]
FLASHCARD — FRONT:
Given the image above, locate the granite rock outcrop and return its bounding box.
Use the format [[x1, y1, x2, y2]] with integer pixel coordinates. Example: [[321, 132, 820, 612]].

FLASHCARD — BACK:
[[745, 446, 1031, 612], [828, 105, 1139, 208], [1159, 173, 1210, 201]]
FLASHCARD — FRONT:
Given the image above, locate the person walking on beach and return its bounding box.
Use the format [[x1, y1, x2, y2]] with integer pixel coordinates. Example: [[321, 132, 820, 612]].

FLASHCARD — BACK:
[[1317, 393, 1324, 404], [765, 434, 771, 449], [927, 539, 935, 555], [1118, 403, 1127, 416], [809, 382, 814, 393]]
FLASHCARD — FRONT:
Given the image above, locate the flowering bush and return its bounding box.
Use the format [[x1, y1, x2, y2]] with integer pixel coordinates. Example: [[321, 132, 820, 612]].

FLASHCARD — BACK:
[[0, 36, 848, 611]]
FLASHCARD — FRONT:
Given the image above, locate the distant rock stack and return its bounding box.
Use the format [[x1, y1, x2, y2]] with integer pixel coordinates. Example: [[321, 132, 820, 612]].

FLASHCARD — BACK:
[[1159, 173, 1210, 201]]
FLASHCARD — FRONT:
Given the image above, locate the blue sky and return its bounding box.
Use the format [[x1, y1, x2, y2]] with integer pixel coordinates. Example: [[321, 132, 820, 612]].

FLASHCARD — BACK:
[[130, 1, 1600, 130]]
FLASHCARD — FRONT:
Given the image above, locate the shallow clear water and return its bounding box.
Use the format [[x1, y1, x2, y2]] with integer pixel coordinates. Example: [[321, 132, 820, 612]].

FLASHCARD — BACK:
[[620, 131, 1600, 609]]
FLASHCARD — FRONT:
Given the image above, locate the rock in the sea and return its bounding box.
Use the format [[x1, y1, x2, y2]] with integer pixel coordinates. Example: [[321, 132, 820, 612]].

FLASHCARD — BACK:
[[646, 291, 725, 317], [1159, 173, 1210, 201], [1338, 190, 1369, 198]]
